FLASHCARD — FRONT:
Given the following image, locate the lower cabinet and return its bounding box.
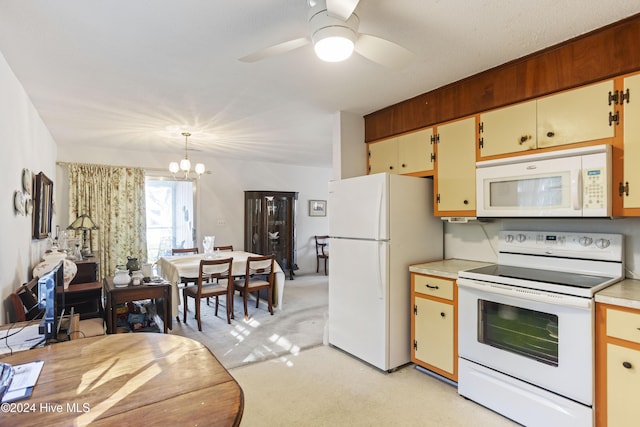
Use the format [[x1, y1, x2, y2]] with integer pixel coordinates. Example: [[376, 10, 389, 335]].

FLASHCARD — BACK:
[[411, 273, 457, 382], [595, 303, 640, 426]]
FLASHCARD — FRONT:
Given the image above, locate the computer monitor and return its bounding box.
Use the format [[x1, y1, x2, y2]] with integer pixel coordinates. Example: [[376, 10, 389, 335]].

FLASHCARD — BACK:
[[37, 261, 64, 341]]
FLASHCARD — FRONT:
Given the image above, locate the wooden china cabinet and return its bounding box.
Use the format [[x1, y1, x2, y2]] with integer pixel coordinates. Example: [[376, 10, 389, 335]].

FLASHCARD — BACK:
[[244, 191, 298, 279]]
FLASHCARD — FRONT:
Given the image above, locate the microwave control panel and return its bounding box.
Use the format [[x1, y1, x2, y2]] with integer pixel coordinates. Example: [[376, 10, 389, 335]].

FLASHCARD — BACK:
[[583, 167, 607, 210]]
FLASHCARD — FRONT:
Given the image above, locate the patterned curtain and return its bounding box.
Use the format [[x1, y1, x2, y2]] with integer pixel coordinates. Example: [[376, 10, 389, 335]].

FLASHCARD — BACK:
[[67, 163, 147, 280]]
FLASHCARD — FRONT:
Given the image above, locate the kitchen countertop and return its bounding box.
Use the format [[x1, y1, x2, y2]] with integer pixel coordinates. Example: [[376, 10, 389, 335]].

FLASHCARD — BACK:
[[595, 278, 640, 310], [409, 259, 493, 279]]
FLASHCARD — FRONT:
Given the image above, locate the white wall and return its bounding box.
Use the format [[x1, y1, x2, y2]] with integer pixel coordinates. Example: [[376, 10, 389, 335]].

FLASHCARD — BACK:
[[0, 51, 57, 323], [332, 111, 366, 180], [56, 145, 332, 275], [445, 217, 640, 278]]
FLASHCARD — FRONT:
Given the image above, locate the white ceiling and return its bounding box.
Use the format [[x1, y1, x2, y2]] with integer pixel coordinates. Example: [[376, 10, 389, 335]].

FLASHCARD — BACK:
[[0, 1, 638, 168]]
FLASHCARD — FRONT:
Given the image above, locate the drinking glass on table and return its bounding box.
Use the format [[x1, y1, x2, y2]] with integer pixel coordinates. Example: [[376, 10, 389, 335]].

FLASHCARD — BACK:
[[203, 235, 215, 258]]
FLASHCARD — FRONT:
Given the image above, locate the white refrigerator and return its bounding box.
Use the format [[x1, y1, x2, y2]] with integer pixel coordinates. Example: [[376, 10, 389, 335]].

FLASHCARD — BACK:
[[328, 173, 443, 371]]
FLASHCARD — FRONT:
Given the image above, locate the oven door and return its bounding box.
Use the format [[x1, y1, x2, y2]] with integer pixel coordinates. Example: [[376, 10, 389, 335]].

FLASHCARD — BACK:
[[458, 278, 593, 406]]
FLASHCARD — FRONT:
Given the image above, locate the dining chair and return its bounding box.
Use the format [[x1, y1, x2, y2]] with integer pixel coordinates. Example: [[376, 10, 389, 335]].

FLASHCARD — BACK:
[[172, 247, 199, 255], [233, 254, 275, 320], [315, 235, 329, 275], [183, 257, 234, 330], [171, 247, 200, 321], [10, 278, 41, 322], [214, 245, 234, 251]]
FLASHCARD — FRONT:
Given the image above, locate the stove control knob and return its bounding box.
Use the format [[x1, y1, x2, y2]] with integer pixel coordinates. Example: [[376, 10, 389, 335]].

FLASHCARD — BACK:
[[516, 233, 526, 243], [579, 237, 593, 246], [505, 234, 515, 243], [595, 238, 610, 249]]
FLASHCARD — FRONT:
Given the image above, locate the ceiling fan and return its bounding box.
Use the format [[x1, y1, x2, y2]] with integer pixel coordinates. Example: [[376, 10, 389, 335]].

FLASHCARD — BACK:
[[239, 0, 414, 69]]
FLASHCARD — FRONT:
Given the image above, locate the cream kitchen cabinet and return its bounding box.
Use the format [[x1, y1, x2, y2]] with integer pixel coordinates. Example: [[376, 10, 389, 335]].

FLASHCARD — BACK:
[[621, 72, 640, 210], [368, 128, 434, 176], [595, 302, 640, 427], [368, 136, 398, 174], [479, 100, 537, 157], [479, 80, 616, 158], [411, 273, 457, 382], [538, 79, 615, 147], [434, 117, 476, 215]]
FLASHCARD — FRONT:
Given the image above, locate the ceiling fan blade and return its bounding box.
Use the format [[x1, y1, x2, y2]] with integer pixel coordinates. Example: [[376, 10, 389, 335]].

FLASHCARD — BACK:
[[326, 0, 360, 21], [239, 37, 310, 63], [354, 34, 415, 69]]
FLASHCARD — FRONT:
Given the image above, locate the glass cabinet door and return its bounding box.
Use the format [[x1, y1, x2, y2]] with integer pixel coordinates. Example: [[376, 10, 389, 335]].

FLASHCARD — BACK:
[[244, 191, 298, 279]]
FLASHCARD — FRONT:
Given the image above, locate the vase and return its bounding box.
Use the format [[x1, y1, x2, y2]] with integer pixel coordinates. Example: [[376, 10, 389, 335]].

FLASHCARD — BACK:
[[113, 269, 130, 287]]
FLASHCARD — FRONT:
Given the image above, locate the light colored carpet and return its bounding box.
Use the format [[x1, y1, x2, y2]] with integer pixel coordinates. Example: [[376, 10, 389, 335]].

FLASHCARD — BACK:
[[170, 273, 328, 369], [230, 345, 519, 427]]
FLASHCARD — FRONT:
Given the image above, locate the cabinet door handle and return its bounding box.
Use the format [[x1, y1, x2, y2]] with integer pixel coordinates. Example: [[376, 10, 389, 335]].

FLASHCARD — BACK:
[[440, 312, 446, 318], [425, 284, 439, 290], [623, 361, 633, 369], [546, 131, 555, 138]]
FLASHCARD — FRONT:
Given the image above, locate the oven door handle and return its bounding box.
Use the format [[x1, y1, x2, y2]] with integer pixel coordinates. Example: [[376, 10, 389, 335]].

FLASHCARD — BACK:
[[457, 278, 592, 309]]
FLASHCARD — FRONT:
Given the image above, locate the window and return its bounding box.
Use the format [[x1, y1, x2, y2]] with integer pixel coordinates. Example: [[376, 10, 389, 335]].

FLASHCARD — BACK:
[[145, 177, 196, 263]]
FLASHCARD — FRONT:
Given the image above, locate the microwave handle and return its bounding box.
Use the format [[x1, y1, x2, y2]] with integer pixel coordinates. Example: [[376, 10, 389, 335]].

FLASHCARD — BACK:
[[572, 169, 582, 211]]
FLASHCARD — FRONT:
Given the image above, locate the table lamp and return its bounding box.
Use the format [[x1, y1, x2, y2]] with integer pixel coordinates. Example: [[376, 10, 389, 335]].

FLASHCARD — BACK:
[[67, 214, 99, 258]]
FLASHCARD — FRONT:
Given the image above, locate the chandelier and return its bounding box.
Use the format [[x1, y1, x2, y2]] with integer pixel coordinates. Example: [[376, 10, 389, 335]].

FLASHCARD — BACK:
[[169, 132, 205, 178]]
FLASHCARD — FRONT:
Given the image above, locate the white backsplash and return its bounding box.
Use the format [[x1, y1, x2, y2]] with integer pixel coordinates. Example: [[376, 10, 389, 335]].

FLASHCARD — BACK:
[[444, 217, 640, 279]]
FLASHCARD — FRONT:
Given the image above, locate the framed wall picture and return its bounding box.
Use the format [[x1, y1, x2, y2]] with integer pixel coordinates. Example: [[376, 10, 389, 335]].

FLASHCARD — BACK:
[[33, 172, 53, 239], [309, 200, 326, 217]]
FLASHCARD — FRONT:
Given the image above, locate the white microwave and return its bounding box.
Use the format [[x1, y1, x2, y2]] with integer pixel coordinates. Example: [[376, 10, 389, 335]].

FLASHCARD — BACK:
[[476, 145, 612, 217]]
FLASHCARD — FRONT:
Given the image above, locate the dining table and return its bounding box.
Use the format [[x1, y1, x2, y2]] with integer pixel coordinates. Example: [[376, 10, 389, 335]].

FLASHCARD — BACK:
[[156, 250, 286, 321], [0, 333, 244, 426]]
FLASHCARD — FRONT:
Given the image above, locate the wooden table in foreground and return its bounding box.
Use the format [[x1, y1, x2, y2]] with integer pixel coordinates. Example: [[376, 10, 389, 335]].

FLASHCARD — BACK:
[[1, 333, 244, 426]]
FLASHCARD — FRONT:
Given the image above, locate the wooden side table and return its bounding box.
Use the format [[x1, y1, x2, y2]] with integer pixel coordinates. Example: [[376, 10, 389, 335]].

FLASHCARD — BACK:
[[103, 276, 172, 333]]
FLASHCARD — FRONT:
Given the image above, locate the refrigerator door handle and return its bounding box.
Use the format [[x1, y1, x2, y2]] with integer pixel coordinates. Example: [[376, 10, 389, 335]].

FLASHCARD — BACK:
[[377, 241, 384, 300], [376, 184, 383, 241]]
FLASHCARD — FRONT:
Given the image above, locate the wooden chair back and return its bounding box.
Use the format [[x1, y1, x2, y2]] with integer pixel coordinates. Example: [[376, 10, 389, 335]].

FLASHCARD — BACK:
[[172, 247, 199, 255], [314, 235, 329, 275], [214, 245, 234, 251]]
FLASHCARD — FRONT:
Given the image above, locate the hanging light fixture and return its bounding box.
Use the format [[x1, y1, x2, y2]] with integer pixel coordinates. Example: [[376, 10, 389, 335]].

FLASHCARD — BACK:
[[169, 132, 205, 178]]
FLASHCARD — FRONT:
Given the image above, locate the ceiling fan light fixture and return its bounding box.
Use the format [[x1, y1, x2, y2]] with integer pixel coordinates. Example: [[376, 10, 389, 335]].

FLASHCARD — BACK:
[[313, 26, 355, 62]]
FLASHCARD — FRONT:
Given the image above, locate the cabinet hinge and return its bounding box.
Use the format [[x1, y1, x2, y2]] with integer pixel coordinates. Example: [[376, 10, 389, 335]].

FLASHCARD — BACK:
[[620, 88, 630, 104], [430, 153, 436, 163], [368, 150, 371, 157], [609, 111, 620, 126], [608, 90, 619, 105], [430, 134, 440, 144], [436, 194, 441, 203], [414, 304, 418, 315], [620, 181, 629, 197], [478, 121, 484, 133], [413, 340, 418, 351], [479, 137, 484, 149]]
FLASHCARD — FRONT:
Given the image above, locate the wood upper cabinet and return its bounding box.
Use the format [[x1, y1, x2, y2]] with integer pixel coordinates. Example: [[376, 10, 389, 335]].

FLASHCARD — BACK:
[[479, 80, 616, 158], [595, 302, 640, 427], [368, 128, 434, 176], [537, 80, 615, 148], [434, 117, 476, 215], [621, 73, 640, 210], [411, 273, 457, 382]]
